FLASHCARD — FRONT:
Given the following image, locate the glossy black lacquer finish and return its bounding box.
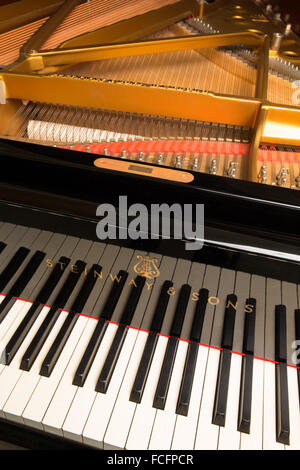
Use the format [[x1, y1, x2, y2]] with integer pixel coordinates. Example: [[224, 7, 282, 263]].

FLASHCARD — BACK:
[[0, 138, 300, 252], [0, 138, 299, 449]]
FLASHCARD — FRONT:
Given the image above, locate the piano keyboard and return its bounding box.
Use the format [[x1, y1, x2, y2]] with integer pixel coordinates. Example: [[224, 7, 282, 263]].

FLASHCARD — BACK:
[[0, 221, 299, 450]]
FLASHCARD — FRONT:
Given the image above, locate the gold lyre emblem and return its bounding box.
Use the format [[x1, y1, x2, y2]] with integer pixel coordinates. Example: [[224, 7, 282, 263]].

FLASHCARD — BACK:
[[134, 255, 160, 280]]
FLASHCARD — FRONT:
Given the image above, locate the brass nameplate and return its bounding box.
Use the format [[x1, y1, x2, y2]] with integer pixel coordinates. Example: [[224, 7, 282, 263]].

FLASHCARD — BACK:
[[94, 158, 194, 183]]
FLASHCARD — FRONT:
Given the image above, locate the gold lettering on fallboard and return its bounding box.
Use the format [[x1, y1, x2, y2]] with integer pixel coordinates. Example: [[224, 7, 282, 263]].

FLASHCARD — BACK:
[[226, 300, 237, 310], [71, 264, 79, 273], [58, 261, 66, 270], [167, 287, 176, 296], [208, 296, 220, 305], [245, 303, 254, 313], [129, 279, 137, 288], [94, 270, 103, 279], [110, 273, 122, 283]]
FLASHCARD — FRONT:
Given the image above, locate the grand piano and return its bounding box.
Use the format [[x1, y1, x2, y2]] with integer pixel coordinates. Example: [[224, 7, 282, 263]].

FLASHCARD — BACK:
[[0, 0, 299, 450]]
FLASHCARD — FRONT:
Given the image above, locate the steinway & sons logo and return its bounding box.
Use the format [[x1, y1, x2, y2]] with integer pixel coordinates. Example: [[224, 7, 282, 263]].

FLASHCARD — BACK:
[[134, 255, 160, 280], [95, 196, 204, 251]]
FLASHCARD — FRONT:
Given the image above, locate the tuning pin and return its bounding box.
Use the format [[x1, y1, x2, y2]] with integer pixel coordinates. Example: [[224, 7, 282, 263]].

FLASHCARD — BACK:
[[138, 151, 145, 162], [295, 174, 300, 188], [227, 161, 237, 178], [69, 145, 73, 151], [271, 33, 283, 51], [85, 146, 90, 153], [103, 147, 108, 156], [284, 23, 292, 35], [175, 155, 183, 168], [121, 149, 127, 159], [258, 164, 267, 183], [209, 159, 217, 175], [265, 4, 273, 14], [276, 166, 288, 186], [192, 157, 199, 171], [157, 153, 165, 165]]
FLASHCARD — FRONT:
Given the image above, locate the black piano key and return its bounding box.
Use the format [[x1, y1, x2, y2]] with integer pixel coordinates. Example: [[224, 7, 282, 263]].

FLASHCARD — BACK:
[[150, 281, 173, 333], [153, 284, 191, 410], [69, 264, 102, 316], [51, 260, 86, 310], [20, 305, 62, 371], [0, 295, 16, 325], [0, 250, 45, 323], [36, 257, 70, 305], [212, 348, 232, 426], [4, 302, 44, 365], [238, 354, 254, 434], [72, 270, 128, 387], [221, 294, 237, 350], [95, 324, 127, 393], [72, 318, 107, 387], [153, 335, 178, 410], [275, 305, 287, 363], [0, 247, 29, 293], [276, 362, 290, 445], [295, 309, 300, 344], [39, 264, 102, 377], [20, 260, 86, 371], [175, 289, 209, 416], [119, 276, 145, 326], [4, 257, 70, 365], [189, 288, 209, 342], [101, 270, 128, 320], [170, 284, 191, 338], [39, 310, 78, 377], [243, 298, 256, 355], [129, 280, 173, 404], [275, 305, 289, 445], [212, 294, 237, 427], [95, 276, 145, 393], [238, 298, 256, 434], [7, 250, 45, 299], [129, 331, 157, 404], [176, 340, 198, 416]]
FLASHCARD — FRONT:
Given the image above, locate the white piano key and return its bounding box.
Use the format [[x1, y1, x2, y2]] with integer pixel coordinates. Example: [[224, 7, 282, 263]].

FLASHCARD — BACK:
[[22, 315, 90, 431], [218, 352, 242, 449], [42, 317, 98, 435], [3, 309, 69, 423], [0, 298, 32, 346], [263, 361, 284, 450], [148, 340, 188, 450], [62, 322, 117, 443], [286, 366, 300, 450], [103, 330, 148, 450], [82, 327, 138, 449], [171, 345, 209, 450], [240, 358, 264, 450], [194, 347, 220, 450], [0, 304, 56, 417], [125, 335, 168, 450]]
